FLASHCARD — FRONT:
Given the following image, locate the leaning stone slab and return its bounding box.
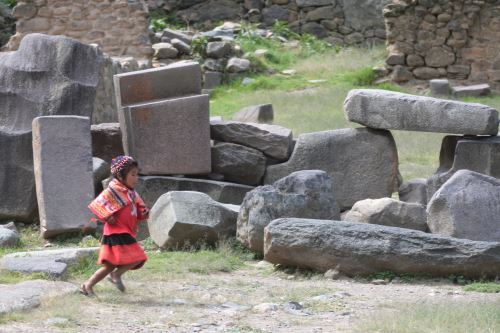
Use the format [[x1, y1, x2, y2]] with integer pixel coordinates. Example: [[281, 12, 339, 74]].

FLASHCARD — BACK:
[[427, 170, 500, 242], [264, 128, 398, 210], [211, 142, 266, 186], [264, 218, 500, 278], [135, 176, 254, 206], [343, 89, 499, 135], [120, 95, 211, 175], [427, 135, 500, 199], [210, 120, 293, 161], [0, 248, 98, 278], [232, 104, 274, 124], [32, 116, 95, 239], [0, 34, 102, 222], [237, 170, 340, 254], [452, 84, 491, 98], [0, 280, 78, 315], [344, 198, 428, 231], [149, 191, 238, 248]]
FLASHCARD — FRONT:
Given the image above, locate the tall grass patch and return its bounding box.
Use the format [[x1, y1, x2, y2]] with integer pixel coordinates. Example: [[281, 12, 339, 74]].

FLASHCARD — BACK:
[[356, 300, 500, 333]]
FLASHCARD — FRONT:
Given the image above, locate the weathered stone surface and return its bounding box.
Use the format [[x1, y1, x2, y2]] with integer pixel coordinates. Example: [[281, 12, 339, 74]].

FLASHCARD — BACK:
[[344, 198, 428, 231], [226, 57, 251, 73], [212, 143, 266, 186], [341, 0, 389, 32], [344, 89, 499, 135], [161, 28, 192, 45], [399, 178, 427, 205], [121, 94, 211, 175], [176, 0, 243, 24], [264, 128, 398, 210], [429, 79, 450, 96], [232, 104, 274, 124], [93, 157, 110, 194], [427, 135, 500, 199], [427, 170, 500, 242], [264, 218, 500, 278], [237, 170, 340, 254], [206, 41, 232, 58], [413, 67, 439, 80], [452, 84, 491, 98], [0, 34, 101, 222], [391, 65, 413, 82], [203, 71, 223, 89], [296, 0, 333, 7], [32, 116, 95, 238], [114, 61, 201, 110], [152, 42, 178, 59], [0, 248, 98, 278], [0, 280, 78, 315], [91, 123, 124, 163], [170, 38, 191, 54], [149, 191, 238, 248], [261, 5, 290, 26], [425, 46, 455, 67], [135, 176, 254, 206], [0, 228, 19, 248], [210, 121, 292, 160]]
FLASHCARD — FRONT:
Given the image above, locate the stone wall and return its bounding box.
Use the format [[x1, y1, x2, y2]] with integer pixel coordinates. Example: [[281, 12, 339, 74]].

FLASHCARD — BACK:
[[6, 0, 153, 59], [148, 0, 389, 46], [385, 0, 500, 88]]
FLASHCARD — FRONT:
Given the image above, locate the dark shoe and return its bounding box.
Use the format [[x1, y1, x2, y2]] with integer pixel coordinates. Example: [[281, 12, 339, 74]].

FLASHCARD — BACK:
[[107, 276, 126, 292]]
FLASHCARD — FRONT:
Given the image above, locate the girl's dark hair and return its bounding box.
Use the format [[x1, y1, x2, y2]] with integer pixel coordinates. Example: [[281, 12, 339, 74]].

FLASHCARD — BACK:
[[116, 160, 138, 180]]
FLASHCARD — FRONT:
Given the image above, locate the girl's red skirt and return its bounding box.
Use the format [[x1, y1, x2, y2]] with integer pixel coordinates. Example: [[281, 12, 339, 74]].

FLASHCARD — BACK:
[[98, 233, 147, 269]]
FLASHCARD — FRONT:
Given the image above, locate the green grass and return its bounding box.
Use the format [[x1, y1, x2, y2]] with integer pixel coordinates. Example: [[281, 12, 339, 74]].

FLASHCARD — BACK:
[[464, 282, 500, 293], [356, 301, 500, 333]]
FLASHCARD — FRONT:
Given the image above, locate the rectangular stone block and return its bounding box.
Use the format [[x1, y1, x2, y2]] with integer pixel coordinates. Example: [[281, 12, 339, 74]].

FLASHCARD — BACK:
[[32, 116, 95, 238], [344, 89, 499, 135], [121, 95, 211, 175], [113, 61, 201, 109]]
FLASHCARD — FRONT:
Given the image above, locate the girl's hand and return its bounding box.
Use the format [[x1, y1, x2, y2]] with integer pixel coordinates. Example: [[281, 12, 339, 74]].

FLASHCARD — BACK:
[[106, 216, 116, 224]]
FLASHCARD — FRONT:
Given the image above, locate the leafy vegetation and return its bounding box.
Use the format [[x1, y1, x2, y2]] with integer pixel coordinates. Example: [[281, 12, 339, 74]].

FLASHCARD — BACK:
[[0, 0, 16, 9], [464, 282, 500, 293]]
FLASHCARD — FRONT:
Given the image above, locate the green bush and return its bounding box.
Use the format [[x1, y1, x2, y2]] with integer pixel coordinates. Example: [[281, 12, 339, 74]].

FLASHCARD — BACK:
[[0, 0, 16, 8]]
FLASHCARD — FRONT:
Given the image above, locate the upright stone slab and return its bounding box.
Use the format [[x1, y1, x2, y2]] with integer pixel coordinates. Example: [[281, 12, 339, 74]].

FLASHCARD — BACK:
[[32, 116, 94, 238], [264, 218, 500, 278], [121, 95, 211, 175], [264, 128, 399, 210], [344, 89, 499, 135], [0, 34, 102, 221], [427, 170, 500, 243]]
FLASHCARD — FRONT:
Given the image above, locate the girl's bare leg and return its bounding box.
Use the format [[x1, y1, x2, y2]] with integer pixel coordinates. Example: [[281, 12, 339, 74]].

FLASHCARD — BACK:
[[84, 261, 115, 294]]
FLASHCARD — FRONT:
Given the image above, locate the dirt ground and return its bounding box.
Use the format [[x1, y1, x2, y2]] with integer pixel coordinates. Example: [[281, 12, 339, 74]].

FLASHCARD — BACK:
[[1, 261, 498, 333]]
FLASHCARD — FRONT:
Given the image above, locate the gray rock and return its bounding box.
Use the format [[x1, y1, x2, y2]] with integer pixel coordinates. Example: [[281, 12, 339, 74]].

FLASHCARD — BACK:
[[0, 247, 99, 278], [425, 46, 455, 67], [152, 42, 179, 59], [427, 170, 500, 242], [210, 121, 293, 161], [261, 5, 290, 26], [0, 228, 19, 248], [344, 89, 499, 135], [344, 198, 428, 231], [161, 28, 192, 45], [341, 0, 389, 31], [211, 143, 266, 186], [452, 84, 491, 98], [176, 0, 242, 25], [391, 65, 413, 82], [296, 0, 334, 7], [93, 157, 110, 194], [135, 176, 254, 206], [0, 221, 17, 233], [0, 34, 102, 222], [206, 41, 232, 59], [233, 104, 274, 124], [0, 280, 78, 315], [90, 123, 124, 163], [203, 71, 223, 89], [264, 218, 500, 278], [148, 191, 238, 248], [301, 22, 328, 38], [237, 170, 340, 254], [226, 57, 251, 73], [32, 116, 95, 239], [170, 38, 191, 55], [203, 58, 226, 72], [264, 128, 398, 210], [429, 79, 450, 96], [399, 178, 427, 205], [427, 135, 500, 199]]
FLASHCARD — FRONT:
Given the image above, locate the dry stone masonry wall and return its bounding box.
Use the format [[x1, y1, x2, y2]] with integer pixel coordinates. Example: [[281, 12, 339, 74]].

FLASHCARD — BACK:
[[385, 0, 500, 89], [6, 0, 153, 59]]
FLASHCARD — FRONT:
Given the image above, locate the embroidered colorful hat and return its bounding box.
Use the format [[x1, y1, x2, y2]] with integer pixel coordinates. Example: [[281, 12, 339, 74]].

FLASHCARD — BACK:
[[111, 155, 136, 177]]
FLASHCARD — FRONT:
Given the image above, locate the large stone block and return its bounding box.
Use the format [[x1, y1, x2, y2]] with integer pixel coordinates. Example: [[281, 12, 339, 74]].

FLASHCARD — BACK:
[[113, 61, 201, 110], [264, 128, 399, 210], [264, 218, 500, 278], [121, 95, 211, 175], [135, 176, 254, 206], [149, 191, 238, 248], [90, 122, 124, 163], [32, 116, 95, 238], [0, 34, 101, 222], [237, 170, 340, 254], [427, 170, 500, 243], [344, 89, 499, 135]]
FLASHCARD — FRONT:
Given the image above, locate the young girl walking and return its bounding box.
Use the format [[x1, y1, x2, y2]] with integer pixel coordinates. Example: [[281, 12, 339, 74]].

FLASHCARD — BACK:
[[81, 155, 149, 296]]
